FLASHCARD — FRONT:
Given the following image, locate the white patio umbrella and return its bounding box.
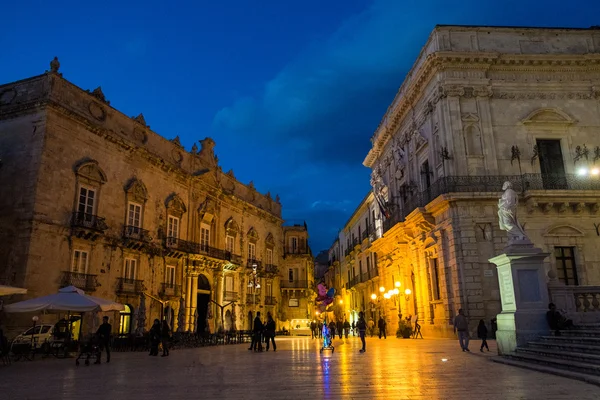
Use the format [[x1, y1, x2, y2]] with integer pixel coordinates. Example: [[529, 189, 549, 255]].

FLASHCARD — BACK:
[[3, 286, 124, 313], [0, 285, 27, 296]]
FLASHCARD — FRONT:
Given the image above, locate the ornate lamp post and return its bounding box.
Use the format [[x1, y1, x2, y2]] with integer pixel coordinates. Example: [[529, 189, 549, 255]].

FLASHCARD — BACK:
[[247, 262, 261, 317]]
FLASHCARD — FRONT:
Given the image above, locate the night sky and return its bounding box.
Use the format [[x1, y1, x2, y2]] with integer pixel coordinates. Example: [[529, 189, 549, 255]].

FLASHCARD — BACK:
[[2, 0, 599, 252]]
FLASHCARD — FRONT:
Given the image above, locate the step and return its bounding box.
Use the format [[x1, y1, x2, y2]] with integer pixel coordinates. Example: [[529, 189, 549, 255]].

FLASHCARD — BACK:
[[528, 341, 600, 356], [540, 335, 600, 345], [557, 329, 600, 337], [517, 347, 600, 365], [492, 357, 600, 387], [504, 352, 600, 376]]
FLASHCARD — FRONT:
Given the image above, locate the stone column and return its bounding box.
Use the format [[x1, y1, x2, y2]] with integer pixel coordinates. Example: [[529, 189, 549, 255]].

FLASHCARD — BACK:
[[488, 246, 550, 355], [191, 275, 198, 331], [215, 271, 224, 332], [185, 275, 193, 331]]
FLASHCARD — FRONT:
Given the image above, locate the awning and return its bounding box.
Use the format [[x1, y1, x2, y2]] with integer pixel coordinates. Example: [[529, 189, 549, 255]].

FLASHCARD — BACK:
[[3, 286, 124, 313], [0, 285, 27, 296]]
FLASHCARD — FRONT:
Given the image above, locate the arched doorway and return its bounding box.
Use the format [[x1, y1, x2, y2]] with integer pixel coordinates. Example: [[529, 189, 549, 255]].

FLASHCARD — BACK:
[[247, 311, 253, 330], [196, 274, 211, 334], [119, 304, 133, 335]]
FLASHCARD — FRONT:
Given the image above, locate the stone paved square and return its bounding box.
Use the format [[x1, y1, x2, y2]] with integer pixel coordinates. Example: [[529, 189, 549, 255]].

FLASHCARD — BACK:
[[0, 337, 598, 399]]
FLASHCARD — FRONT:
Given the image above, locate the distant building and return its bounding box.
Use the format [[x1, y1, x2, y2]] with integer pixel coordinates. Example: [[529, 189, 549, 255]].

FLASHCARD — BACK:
[[363, 25, 600, 337], [313, 250, 329, 281], [279, 222, 315, 333], [0, 60, 310, 336]]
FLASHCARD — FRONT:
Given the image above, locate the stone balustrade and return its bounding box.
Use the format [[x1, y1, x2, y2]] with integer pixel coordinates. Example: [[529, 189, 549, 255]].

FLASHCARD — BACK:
[[548, 282, 600, 324]]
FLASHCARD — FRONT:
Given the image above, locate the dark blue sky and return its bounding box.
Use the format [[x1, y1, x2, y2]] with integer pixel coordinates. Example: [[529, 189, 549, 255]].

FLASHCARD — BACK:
[[2, 0, 599, 252]]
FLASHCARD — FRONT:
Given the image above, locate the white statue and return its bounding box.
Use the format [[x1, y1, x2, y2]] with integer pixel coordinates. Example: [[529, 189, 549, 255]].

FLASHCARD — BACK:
[[498, 181, 529, 243]]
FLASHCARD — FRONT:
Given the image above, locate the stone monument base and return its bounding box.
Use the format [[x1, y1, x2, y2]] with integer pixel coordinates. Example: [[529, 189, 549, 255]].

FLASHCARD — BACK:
[[489, 245, 550, 355]]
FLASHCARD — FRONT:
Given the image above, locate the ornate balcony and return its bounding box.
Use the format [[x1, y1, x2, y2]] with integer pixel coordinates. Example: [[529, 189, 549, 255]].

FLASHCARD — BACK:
[[347, 276, 360, 289], [223, 291, 239, 302], [60, 271, 99, 292], [116, 278, 144, 295], [123, 225, 152, 250], [265, 295, 277, 305], [71, 212, 108, 241], [159, 283, 181, 299], [164, 236, 240, 264], [383, 173, 600, 234], [264, 264, 278, 275], [280, 280, 309, 289], [284, 246, 310, 256], [246, 293, 260, 304]]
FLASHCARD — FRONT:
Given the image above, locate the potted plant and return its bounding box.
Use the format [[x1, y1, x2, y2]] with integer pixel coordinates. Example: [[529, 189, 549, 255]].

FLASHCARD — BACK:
[[396, 319, 413, 339]]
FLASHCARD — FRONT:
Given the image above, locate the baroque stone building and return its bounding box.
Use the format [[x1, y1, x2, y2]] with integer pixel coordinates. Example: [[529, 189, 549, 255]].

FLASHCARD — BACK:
[[363, 25, 600, 338], [0, 60, 304, 335]]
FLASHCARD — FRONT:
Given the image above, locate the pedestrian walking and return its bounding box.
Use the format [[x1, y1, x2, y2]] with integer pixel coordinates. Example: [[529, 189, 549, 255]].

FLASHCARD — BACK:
[[318, 322, 323, 338], [149, 319, 161, 356], [328, 321, 336, 339], [310, 320, 317, 339], [367, 318, 375, 337], [343, 319, 350, 339], [453, 309, 470, 352], [264, 312, 277, 351], [95, 316, 112, 364], [351, 321, 356, 336], [248, 312, 264, 352], [336, 320, 343, 339], [357, 312, 367, 353], [477, 319, 489, 352], [161, 320, 171, 357], [378, 316, 387, 339]]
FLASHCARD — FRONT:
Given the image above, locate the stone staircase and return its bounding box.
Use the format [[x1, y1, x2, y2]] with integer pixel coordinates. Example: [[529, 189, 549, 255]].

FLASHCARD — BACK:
[[492, 324, 600, 386]]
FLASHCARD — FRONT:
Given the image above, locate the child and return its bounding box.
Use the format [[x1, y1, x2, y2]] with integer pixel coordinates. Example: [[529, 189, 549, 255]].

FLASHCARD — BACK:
[[477, 319, 489, 352]]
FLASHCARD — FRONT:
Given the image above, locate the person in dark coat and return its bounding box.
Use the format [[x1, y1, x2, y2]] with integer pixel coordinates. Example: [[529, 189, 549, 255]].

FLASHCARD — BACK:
[[149, 319, 161, 356], [351, 321, 356, 336], [95, 316, 112, 363], [161, 320, 171, 357], [357, 312, 367, 353], [264, 312, 276, 351], [336, 320, 343, 339], [248, 312, 264, 352], [310, 320, 317, 339], [378, 316, 387, 339], [318, 322, 323, 338], [546, 303, 573, 336], [328, 321, 336, 339], [477, 319, 489, 352], [343, 319, 350, 339]]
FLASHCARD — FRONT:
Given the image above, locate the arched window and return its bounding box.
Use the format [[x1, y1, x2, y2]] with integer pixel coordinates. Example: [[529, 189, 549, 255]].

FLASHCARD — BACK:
[[119, 304, 133, 335]]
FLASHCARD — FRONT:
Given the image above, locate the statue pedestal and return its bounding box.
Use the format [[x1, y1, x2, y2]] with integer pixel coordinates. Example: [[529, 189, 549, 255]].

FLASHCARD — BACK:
[[489, 245, 550, 355]]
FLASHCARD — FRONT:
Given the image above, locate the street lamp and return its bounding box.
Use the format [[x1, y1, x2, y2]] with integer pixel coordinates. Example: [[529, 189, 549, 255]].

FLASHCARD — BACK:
[[247, 263, 261, 317], [31, 315, 39, 348]]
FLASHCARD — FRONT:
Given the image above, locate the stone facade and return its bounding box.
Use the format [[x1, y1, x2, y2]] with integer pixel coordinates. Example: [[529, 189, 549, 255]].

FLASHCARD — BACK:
[[325, 193, 386, 328], [279, 224, 315, 333], [362, 25, 600, 338], [0, 63, 306, 336]]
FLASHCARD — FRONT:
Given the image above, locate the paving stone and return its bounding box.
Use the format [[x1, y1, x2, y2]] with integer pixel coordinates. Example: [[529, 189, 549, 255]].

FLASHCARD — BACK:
[[0, 337, 598, 399]]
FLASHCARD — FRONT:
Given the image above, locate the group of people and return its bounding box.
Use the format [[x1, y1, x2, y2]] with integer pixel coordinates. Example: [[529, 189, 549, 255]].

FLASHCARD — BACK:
[[309, 316, 388, 341], [248, 311, 277, 352]]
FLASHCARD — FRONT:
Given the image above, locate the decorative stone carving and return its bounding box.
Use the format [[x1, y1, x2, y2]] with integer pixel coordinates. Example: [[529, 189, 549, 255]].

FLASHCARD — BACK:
[[133, 128, 148, 144], [165, 193, 187, 218], [592, 203, 600, 214], [88, 102, 106, 121], [442, 84, 465, 97], [498, 181, 530, 244], [558, 202, 569, 214], [133, 113, 147, 126], [473, 86, 493, 98], [575, 203, 586, 214], [171, 149, 183, 165], [542, 203, 554, 214], [247, 227, 259, 242], [0, 88, 17, 105], [526, 198, 537, 214], [74, 159, 107, 185], [198, 197, 216, 223], [125, 177, 149, 203], [49, 57, 60, 73], [265, 233, 275, 247], [191, 143, 198, 154], [275, 194, 281, 204], [224, 217, 240, 237], [87, 86, 110, 105], [171, 136, 182, 147]]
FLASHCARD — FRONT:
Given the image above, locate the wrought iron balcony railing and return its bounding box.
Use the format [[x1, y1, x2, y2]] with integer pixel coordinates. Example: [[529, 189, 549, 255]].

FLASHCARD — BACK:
[[123, 225, 152, 242], [223, 291, 238, 302], [160, 283, 181, 298], [280, 280, 309, 289], [361, 272, 370, 283], [116, 278, 144, 295], [246, 293, 260, 304], [284, 247, 310, 255], [348, 276, 360, 289], [165, 237, 238, 262], [60, 271, 99, 292], [72, 212, 108, 231], [264, 264, 278, 274], [383, 173, 600, 234], [265, 295, 277, 305]]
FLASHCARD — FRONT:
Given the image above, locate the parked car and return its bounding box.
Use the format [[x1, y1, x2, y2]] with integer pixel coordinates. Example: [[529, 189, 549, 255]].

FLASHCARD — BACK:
[[11, 319, 75, 352]]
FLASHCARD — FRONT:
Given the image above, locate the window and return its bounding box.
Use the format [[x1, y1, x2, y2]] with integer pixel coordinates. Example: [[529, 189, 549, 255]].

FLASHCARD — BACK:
[[226, 235, 235, 253], [366, 255, 371, 271], [359, 260, 362, 275], [291, 237, 298, 252], [78, 186, 96, 215], [289, 298, 299, 307], [431, 258, 442, 301], [555, 247, 579, 285], [200, 225, 210, 251], [124, 259, 137, 281], [127, 202, 142, 228], [165, 266, 175, 286], [167, 216, 179, 239], [119, 304, 133, 335], [266, 281, 272, 298], [72, 250, 89, 274], [358, 226, 362, 240], [248, 242, 256, 261], [266, 248, 273, 265], [421, 160, 432, 190], [288, 268, 294, 282]]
